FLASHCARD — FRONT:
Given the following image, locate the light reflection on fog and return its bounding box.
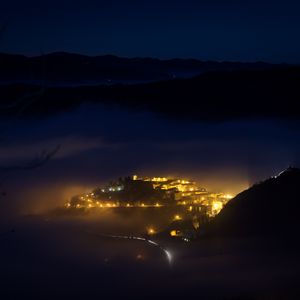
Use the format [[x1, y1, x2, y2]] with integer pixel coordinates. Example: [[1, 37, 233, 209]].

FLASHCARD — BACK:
[[1, 104, 300, 216]]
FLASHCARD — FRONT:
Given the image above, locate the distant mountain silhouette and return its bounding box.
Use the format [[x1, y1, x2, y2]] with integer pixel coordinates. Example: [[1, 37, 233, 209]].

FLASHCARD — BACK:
[[206, 167, 300, 237], [1, 66, 300, 120], [0, 52, 285, 84]]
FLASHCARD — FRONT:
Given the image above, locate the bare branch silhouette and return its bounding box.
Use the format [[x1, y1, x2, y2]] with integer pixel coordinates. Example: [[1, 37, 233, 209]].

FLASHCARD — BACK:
[[0, 27, 58, 198], [0, 145, 60, 172], [0, 34, 57, 173], [0, 145, 60, 195], [0, 88, 46, 111]]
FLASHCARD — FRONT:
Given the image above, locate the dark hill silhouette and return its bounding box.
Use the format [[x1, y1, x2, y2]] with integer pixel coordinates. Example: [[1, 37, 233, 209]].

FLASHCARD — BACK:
[[1, 67, 300, 120], [0, 52, 284, 84], [206, 167, 300, 237]]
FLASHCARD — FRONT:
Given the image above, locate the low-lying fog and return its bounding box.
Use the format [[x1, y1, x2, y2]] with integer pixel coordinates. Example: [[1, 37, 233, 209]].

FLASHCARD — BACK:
[[1, 104, 300, 298], [1, 103, 300, 216], [1, 213, 299, 299]]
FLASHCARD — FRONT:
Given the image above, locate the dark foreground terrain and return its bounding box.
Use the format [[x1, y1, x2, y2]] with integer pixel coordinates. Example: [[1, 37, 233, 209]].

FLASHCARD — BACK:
[[1, 214, 299, 300]]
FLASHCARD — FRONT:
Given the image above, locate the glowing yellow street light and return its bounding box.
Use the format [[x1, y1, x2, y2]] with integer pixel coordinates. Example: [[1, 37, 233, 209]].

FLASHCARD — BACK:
[[170, 230, 177, 236], [147, 228, 156, 235], [174, 215, 182, 221]]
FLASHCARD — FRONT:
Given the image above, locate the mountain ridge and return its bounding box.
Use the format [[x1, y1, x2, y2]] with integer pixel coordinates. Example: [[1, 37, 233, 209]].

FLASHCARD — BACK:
[[206, 167, 300, 237], [0, 52, 289, 83]]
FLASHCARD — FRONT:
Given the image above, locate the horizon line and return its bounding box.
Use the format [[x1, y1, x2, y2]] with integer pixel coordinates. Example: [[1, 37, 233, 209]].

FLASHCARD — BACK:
[[0, 50, 295, 66]]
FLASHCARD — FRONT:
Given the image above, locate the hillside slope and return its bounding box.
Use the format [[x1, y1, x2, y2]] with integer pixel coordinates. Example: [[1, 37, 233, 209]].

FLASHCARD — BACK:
[[206, 167, 300, 237]]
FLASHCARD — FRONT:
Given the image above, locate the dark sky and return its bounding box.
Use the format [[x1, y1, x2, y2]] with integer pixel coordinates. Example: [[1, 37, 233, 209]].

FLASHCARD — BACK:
[[1, 0, 300, 62]]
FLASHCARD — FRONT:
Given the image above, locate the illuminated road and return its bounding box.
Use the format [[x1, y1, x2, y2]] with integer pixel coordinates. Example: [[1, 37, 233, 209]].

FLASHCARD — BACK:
[[96, 233, 173, 265]]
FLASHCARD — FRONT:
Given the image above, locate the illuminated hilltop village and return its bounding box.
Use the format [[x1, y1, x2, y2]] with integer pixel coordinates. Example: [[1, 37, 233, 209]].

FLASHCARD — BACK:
[[66, 175, 233, 218]]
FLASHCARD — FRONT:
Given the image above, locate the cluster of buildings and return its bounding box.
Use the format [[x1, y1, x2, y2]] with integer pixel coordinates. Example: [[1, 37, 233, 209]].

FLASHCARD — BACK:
[[66, 175, 233, 218]]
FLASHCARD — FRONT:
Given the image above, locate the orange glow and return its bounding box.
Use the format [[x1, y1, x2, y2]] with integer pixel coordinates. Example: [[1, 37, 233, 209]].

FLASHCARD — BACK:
[[147, 228, 156, 235], [170, 230, 177, 236]]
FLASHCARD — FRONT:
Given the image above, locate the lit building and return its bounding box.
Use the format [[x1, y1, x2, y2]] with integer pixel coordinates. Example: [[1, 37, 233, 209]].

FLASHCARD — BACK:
[[66, 175, 234, 218]]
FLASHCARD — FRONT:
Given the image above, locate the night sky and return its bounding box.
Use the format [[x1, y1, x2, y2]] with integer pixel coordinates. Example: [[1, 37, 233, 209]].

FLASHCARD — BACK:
[[1, 0, 300, 62]]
